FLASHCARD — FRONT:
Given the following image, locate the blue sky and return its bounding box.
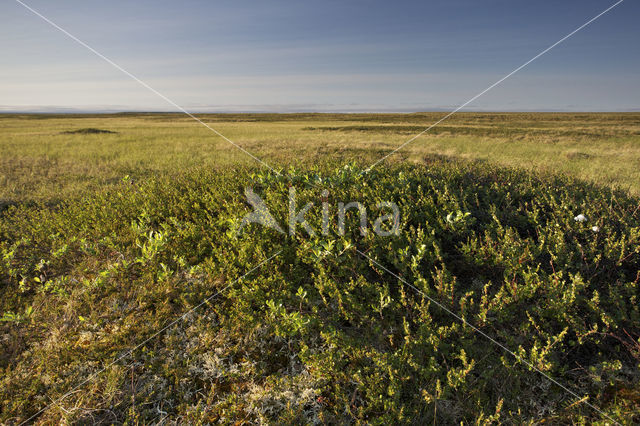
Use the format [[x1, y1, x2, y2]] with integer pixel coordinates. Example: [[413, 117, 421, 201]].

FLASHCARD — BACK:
[[1, 0, 638, 112]]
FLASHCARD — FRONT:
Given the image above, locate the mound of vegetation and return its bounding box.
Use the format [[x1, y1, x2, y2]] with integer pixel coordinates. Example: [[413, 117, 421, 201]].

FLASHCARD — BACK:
[[62, 128, 117, 135], [0, 160, 639, 424], [303, 125, 621, 138]]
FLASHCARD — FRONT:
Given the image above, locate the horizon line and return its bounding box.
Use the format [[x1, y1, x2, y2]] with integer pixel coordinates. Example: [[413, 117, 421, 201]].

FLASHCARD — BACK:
[[2, 107, 640, 115]]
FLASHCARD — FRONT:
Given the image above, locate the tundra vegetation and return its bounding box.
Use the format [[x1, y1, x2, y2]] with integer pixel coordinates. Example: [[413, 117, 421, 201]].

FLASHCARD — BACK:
[[0, 113, 639, 424]]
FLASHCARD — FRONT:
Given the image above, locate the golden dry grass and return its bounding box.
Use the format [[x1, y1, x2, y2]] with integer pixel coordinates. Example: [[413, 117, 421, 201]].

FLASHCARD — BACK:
[[1, 112, 639, 204]]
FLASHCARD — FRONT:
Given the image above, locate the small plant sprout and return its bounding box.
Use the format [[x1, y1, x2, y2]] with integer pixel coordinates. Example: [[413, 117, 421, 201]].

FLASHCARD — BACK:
[[296, 286, 307, 312], [574, 214, 587, 222], [374, 291, 392, 319], [446, 210, 471, 224]]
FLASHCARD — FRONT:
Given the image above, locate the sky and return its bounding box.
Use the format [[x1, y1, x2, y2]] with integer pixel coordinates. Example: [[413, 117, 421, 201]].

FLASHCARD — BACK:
[[1, 0, 638, 112]]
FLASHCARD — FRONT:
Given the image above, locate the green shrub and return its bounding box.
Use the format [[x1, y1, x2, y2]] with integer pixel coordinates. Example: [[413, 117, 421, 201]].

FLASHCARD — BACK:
[[1, 159, 638, 424]]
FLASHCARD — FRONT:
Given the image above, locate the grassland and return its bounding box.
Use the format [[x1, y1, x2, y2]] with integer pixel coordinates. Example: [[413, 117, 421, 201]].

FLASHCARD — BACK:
[[1, 112, 640, 206], [1, 113, 639, 424]]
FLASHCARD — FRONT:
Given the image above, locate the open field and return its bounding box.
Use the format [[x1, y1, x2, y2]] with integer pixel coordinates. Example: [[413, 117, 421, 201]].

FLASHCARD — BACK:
[[1, 113, 639, 424], [2, 112, 640, 205]]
